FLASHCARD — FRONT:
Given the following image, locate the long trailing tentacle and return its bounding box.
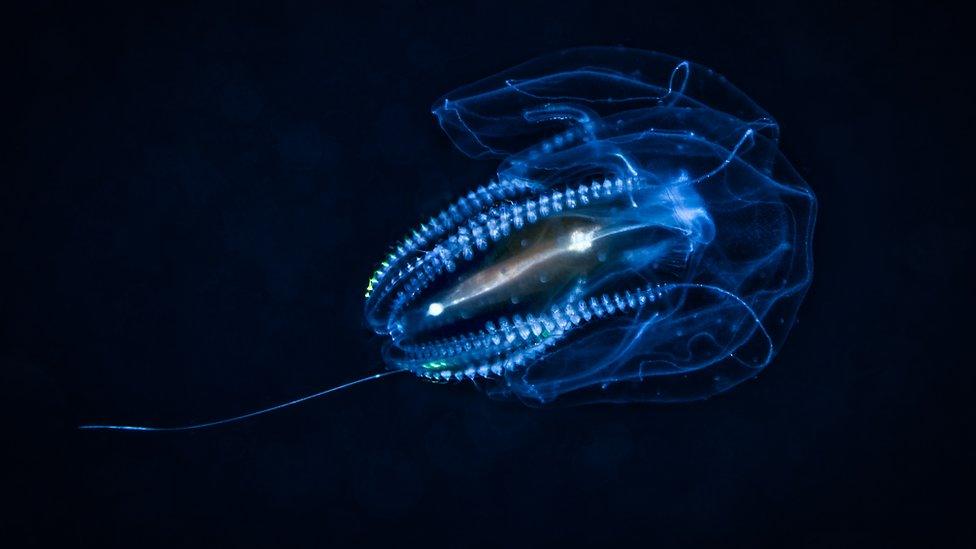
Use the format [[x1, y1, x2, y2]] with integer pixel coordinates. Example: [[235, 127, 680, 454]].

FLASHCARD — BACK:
[[79, 370, 405, 432]]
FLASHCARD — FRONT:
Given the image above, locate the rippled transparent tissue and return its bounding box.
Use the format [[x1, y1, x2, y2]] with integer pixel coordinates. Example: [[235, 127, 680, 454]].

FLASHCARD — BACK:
[[364, 47, 816, 405]]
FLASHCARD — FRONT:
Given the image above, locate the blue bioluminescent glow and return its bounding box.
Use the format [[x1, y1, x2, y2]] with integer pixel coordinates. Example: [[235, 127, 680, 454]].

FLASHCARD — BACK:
[[365, 47, 815, 405], [81, 47, 815, 432]]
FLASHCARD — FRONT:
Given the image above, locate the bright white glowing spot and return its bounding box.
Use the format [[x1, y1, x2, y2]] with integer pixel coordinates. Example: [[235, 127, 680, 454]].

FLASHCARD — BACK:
[[427, 302, 444, 317], [567, 230, 594, 252]]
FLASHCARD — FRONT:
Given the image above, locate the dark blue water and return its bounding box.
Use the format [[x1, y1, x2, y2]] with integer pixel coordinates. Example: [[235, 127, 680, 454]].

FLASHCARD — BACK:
[[6, 1, 973, 546]]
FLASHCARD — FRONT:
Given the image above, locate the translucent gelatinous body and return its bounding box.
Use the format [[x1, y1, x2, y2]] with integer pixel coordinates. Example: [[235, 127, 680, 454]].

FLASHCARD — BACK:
[[364, 47, 815, 405]]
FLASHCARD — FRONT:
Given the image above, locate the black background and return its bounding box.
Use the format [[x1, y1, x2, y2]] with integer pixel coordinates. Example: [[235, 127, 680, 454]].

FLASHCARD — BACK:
[[5, 1, 974, 547]]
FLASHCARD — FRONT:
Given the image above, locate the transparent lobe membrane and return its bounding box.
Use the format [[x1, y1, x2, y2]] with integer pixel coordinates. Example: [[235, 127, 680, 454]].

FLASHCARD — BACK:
[[364, 47, 815, 405]]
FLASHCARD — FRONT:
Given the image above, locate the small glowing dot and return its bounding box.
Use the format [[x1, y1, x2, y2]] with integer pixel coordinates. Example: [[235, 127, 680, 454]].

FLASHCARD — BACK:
[[427, 302, 444, 316], [567, 230, 594, 252]]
